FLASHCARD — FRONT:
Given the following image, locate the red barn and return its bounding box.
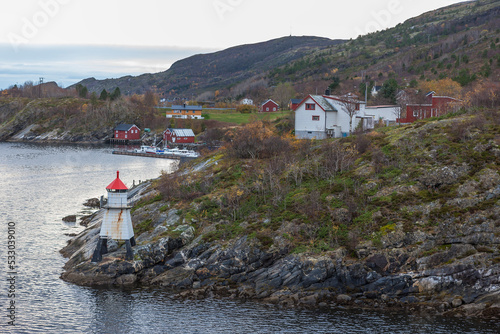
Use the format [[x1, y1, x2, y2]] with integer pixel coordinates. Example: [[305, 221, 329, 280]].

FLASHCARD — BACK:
[[398, 92, 461, 123], [114, 124, 141, 140], [260, 99, 279, 112], [163, 128, 195, 144]]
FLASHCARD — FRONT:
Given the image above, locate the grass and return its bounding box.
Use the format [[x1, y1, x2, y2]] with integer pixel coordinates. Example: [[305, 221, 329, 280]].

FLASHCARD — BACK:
[[157, 108, 290, 125], [206, 111, 290, 124]]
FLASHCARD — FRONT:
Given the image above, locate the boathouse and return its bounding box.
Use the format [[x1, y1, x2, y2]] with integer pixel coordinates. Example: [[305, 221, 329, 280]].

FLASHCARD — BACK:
[[163, 128, 195, 144], [113, 124, 141, 140]]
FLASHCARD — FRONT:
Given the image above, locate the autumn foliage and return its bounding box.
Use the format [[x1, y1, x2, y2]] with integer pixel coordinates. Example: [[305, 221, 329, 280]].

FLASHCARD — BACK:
[[462, 79, 500, 109], [419, 78, 462, 97], [224, 121, 291, 159]]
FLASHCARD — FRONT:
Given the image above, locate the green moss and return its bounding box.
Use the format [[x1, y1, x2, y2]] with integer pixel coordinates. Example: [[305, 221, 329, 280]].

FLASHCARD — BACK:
[[131, 193, 163, 213], [135, 219, 153, 235], [291, 245, 308, 254], [380, 222, 396, 235]]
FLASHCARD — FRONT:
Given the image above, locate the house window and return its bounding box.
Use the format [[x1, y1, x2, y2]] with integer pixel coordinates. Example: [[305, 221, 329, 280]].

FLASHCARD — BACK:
[[355, 104, 360, 111], [312, 116, 320, 121], [306, 103, 315, 110], [413, 110, 419, 117], [273, 107, 276, 111], [266, 107, 269, 111]]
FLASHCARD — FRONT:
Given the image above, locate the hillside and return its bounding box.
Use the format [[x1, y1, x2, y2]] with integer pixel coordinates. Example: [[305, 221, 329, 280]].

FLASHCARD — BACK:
[[271, 0, 500, 92], [73, 36, 343, 97], [71, 0, 499, 102], [61, 107, 500, 319]]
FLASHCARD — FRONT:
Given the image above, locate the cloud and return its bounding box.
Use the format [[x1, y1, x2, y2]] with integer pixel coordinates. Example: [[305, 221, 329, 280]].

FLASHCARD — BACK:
[[0, 43, 213, 89]]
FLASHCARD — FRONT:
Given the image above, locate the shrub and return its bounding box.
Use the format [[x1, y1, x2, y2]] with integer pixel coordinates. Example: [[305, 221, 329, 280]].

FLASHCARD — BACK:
[[236, 104, 257, 114], [225, 121, 290, 159]]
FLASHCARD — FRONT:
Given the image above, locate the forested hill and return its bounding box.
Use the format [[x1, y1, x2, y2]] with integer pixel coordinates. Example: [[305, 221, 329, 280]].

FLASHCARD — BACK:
[[72, 0, 499, 100], [73, 36, 343, 96]]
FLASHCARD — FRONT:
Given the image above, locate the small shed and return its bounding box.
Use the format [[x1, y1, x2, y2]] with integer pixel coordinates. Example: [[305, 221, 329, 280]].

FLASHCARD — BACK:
[[289, 98, 302, 111], [114, 124, 140, 140], [163, 128, 195, 144], [260, 99, 279, 112]]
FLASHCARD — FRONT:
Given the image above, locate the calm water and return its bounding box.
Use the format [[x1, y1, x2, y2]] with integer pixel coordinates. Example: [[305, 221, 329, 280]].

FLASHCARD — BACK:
[[0, 142, 498, 333]]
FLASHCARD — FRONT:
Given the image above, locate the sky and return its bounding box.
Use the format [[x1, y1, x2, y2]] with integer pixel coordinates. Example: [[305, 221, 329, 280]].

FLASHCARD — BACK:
[[0, 0, 464, 90]]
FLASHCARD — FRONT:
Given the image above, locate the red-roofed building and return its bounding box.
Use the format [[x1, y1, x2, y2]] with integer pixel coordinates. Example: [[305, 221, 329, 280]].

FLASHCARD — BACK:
[[397, 91, 461, 123]]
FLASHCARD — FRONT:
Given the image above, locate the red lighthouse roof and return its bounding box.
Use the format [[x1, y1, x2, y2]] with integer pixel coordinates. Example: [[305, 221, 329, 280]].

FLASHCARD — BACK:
[[106, 171, 128, 190]]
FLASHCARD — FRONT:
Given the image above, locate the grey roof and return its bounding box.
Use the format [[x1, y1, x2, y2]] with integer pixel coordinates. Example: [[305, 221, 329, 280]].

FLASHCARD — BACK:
[[290, 99, 302, 104], [165, 128, 195, 137], [114, 124, 138, 131], [172, 105, 202, 111], [309, 95, 337, 112]]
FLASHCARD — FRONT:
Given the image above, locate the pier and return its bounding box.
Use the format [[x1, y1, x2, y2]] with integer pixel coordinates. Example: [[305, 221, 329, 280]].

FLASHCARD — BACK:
[[112, 150, 181, 160]]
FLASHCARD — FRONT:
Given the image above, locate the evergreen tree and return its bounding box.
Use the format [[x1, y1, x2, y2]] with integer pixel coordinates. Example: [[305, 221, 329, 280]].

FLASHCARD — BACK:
[[99, 89, 108, 100], [328, 77, 340, 91], [110, 87, 121, 100], [381, 78, 399, 103]]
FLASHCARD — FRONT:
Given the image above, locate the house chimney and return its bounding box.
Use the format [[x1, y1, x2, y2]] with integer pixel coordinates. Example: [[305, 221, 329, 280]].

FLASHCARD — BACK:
[[325, 88, 331, 96]]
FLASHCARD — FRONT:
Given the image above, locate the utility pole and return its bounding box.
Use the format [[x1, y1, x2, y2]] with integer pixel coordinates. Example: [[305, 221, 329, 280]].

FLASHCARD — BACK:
[[38, 77, 44, 98]]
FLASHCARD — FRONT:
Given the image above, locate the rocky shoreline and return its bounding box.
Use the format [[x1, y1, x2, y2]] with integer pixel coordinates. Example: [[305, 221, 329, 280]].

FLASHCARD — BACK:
[[60, 183, 500, 320]]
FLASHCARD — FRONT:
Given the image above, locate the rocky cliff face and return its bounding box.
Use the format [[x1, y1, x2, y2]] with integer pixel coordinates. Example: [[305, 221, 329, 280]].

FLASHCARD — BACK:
[[61, 180, 500, 320]]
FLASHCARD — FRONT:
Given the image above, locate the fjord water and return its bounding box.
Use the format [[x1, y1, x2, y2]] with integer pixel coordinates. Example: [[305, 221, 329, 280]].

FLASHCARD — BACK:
[[0, 142, 498, 333]]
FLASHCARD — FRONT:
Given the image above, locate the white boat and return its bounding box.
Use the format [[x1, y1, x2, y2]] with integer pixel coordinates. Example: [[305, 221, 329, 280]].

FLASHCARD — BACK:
[[134, 145, 161, 154], [164, 147, 200, 157], [132, 145, 199, 158]]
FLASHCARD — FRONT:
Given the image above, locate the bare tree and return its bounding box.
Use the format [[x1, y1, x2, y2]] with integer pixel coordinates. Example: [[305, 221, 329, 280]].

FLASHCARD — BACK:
[[338, 94, 359, 135], [272, 82, 296, 109]]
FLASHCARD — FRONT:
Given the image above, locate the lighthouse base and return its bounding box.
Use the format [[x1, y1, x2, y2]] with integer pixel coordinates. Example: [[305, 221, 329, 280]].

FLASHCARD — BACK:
[[91, 237, 135, 262]]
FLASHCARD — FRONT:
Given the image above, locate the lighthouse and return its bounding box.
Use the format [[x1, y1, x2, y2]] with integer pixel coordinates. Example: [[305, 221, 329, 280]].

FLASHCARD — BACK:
[[92, 171, 135, 262]]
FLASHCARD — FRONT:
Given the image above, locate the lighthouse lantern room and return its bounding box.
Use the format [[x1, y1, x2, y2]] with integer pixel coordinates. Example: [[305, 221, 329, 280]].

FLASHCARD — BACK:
[[92, 171, 136, 262]]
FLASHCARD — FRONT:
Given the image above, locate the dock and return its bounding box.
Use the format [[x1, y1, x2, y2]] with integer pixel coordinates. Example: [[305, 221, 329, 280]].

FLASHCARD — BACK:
[[112, 150, 181, 160]]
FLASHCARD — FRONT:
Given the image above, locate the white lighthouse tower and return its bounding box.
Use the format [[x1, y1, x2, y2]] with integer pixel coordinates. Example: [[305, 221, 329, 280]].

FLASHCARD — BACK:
[[92, 171, 135, 262]]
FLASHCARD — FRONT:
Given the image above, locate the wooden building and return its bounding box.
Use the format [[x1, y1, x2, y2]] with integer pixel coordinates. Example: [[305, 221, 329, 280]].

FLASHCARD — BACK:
[[260, 99, 279, 112], [163, 128, 196, 144], [113, 124, 141, 140]]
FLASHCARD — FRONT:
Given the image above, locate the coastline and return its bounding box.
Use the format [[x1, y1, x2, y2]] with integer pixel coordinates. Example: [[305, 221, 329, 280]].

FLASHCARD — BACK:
[[60, 182, 500, 321]]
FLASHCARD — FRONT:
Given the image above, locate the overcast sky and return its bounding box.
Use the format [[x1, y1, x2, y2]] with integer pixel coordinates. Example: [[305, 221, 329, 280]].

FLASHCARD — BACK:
[[1, 0, 463, 89]]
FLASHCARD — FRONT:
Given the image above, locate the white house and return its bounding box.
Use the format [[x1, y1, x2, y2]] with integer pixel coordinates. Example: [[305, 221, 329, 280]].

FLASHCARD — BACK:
[[371, 85, 382, 96], [294, 93, 399, 139], [240, 98, 254, 105]]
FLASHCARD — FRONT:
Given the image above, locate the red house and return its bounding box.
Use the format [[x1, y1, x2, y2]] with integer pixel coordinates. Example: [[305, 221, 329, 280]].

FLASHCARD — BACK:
[[163, 128, 195, 144], [398, 92, 461, 123], [260, 99, 279, 112], [114, 124, 141, 140]]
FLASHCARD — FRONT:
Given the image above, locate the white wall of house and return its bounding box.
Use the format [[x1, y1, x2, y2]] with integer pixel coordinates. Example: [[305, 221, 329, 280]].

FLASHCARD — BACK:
[[365, 106, 400, 125], [324, 97, 364, 134], [294, 96, 327, 139], [295, 95, 365, 139]]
